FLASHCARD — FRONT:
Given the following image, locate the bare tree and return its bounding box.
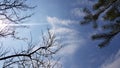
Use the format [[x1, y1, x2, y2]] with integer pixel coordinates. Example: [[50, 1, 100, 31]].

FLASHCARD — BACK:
[[0, 0, 62, 68], [0, 0, 33, 38], [0, 30, 62, 68]]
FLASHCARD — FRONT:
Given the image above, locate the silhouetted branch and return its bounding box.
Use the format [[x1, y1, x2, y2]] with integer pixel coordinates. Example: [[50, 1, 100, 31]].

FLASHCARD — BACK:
[[0, 30, 62, 68]]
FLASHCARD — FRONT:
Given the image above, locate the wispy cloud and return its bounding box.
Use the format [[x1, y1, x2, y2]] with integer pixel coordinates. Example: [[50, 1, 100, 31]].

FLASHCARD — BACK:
[[100, 50, 120, 68], [47, 16, 77, 27], [71, 8, 85, 17], [47, 16, 84, 56], [71, 0, 96, 19]]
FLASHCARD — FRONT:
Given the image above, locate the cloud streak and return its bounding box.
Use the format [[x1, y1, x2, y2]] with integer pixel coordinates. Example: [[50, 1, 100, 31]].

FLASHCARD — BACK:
[[71, 8, 85, 17], [100, 50, 120, 68], [47, 16, 84, 55]]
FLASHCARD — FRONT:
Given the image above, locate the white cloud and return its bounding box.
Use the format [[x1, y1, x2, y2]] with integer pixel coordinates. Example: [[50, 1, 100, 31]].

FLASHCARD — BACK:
[[71, 0, 96, 18], [47, 16, 85, 68], [100, 50, 120, 68], [46, 16, 84, 56], [47, 16, 59, 26], [71, 8, 85, 17], [59, 39, 84, 56], [60, 43, 79, 55], [50, 27, 73, 34], [47, 16, 78, 27]]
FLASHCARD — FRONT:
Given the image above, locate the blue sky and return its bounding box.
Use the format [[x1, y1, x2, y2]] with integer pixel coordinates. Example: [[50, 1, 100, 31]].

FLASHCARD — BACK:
[[1, 0, 120, 68]]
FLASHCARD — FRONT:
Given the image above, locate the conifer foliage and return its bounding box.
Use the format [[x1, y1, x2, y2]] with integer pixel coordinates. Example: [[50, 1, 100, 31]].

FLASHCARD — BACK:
[[81, 0, 120, 48]]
